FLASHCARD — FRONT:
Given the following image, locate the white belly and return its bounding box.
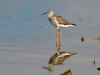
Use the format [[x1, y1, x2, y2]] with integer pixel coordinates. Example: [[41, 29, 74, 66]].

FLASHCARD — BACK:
[[48, 17, 59, 27], [49, 20, 58, 27], [49, 19, 74, 29]]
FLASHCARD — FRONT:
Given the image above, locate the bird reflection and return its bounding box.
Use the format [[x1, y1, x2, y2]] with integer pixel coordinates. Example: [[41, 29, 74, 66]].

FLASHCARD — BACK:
[[42, 51, 76, 71], [93, 59, 95, 66]]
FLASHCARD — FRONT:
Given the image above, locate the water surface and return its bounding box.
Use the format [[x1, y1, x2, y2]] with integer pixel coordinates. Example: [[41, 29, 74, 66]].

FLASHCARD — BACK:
[[0, 0, 100, 75]]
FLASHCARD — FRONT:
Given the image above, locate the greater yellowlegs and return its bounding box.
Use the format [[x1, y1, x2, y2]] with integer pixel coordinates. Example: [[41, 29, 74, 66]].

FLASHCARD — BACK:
[[41, 9, 76, 51], [42, 51, 76, 71]]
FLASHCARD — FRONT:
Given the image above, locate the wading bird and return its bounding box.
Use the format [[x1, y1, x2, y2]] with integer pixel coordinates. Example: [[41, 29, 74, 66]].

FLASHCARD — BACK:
[[41, 9, 76, 52]]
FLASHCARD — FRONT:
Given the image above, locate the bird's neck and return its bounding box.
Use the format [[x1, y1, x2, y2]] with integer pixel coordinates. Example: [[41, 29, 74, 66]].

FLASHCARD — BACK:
[[48, 12, 54, 17]]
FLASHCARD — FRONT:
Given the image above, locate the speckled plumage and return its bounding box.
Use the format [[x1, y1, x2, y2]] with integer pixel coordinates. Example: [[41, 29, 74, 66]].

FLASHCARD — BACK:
[[42, 9, 76, 29]]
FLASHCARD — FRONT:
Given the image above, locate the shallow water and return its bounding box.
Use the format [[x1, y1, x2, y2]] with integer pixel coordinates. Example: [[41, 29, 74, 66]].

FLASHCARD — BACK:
[[0, 0, 100, 75]]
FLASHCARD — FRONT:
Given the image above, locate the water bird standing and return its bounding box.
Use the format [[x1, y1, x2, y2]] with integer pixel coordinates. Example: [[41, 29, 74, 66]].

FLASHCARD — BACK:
[[41, 9, 76, 52]]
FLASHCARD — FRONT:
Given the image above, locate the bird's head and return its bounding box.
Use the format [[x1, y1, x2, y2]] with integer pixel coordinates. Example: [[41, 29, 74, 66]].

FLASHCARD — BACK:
[[41, 9, 54, 16], [42, 64, 54, 71]]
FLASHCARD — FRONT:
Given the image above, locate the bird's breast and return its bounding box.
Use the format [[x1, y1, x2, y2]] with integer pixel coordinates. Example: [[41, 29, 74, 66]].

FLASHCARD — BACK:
[[48, 17, 58, 27]]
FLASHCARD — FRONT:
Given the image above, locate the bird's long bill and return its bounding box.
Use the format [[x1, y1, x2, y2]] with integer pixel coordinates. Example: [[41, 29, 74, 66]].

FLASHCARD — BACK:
[[42, 66, 49, 69], [42, 66, 53, 71], [41, 12, 47, 15], [42, 66, 52, 71]]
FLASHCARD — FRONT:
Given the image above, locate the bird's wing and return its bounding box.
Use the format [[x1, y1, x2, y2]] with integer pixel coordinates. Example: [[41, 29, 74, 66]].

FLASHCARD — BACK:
[[54, 15, 72, 25], [57, 56, 71, 64]]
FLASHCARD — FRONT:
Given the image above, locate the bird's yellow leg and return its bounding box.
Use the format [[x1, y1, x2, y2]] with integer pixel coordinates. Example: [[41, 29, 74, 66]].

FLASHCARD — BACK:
[[59, 30, 62, 48], [56, 29, 59, 51]]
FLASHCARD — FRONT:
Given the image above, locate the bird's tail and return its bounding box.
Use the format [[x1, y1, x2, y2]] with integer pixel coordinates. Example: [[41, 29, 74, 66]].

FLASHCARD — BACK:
[[72, 23, 76, 26]]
